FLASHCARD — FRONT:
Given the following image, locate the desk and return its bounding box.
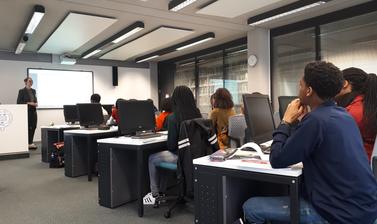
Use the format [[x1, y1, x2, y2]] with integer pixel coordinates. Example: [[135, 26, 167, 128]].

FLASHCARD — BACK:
[[64, 128, 118, 181], [97, 135, 167, 217], [41, 125, 80, 162], [193, 156, 302, 224]]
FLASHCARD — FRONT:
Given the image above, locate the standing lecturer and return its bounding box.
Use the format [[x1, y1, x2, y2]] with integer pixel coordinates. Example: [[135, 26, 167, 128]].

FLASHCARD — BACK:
[[17, 77, 38, 149]]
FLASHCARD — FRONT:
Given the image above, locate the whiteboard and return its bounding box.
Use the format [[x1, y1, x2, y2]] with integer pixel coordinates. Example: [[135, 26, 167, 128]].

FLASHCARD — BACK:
[[28, 68, 93, 108]]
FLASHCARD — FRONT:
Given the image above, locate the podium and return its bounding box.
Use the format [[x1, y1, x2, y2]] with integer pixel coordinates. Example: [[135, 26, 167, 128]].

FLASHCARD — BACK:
[[0, 104, 29, 160]]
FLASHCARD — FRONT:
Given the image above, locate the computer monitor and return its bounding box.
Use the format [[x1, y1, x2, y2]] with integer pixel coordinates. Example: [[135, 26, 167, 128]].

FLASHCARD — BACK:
[[278, 96, 297, 119], [76, 103, 104, 128], [63, 105, 79, 124], [102, 104, 113, 115], [242, 94, 275, 144], [118, 100, 156, 135]]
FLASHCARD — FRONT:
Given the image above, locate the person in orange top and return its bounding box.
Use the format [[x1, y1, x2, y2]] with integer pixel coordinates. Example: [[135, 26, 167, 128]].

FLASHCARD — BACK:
[[106, 98, 123, 125], [336, 68, 377, 162], [155, 97, 172, 131]]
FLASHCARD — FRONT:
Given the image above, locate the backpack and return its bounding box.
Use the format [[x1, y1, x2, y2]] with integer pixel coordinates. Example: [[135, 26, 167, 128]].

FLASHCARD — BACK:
[[50, 142, 64, 168]]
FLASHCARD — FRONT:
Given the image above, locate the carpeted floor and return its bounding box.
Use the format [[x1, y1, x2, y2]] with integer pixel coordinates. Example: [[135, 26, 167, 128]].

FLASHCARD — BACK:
[[0, 144, 194, 224]]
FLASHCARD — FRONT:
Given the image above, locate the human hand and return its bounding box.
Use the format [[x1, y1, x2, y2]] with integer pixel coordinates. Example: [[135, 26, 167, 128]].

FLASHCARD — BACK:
[[282, 99, 305, 124]]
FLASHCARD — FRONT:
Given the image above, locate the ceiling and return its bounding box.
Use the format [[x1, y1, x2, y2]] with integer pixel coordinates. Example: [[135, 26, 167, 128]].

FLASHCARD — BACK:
[[0, 0, 371, 63]]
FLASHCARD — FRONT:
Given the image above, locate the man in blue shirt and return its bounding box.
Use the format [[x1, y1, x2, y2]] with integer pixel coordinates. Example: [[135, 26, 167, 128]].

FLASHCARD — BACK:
[[243, 61, 377, 223]]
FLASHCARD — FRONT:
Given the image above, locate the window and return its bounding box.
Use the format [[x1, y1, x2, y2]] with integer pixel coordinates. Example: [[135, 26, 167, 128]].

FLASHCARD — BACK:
[[321, 11, 377, 73], [28, 68, 93, 108], [271, 28, 315, 111], [174, 59, 196, 96]]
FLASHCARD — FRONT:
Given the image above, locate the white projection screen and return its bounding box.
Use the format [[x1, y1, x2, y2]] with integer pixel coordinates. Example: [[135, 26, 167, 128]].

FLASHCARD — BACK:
[[28, 68, 93, 108]]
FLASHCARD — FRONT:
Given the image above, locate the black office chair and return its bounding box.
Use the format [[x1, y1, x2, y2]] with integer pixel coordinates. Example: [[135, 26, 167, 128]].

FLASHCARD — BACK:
[[156, 118, 219, 218]]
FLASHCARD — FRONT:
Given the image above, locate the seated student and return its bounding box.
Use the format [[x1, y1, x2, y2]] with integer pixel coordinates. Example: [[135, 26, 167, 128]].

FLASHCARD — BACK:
[[90, 93, 109, 119], [106, 98, 123, 126], [242, 61, 377, 223], [155, 97, 172, 131], [210, 88, 236, 149], [335, 68, 377, 162], [144, 86, 201, 204]]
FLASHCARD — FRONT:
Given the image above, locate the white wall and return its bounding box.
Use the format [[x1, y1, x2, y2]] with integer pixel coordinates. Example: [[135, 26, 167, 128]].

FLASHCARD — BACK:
[[0, 60, 153, 141], [247, 28, 270, 96]]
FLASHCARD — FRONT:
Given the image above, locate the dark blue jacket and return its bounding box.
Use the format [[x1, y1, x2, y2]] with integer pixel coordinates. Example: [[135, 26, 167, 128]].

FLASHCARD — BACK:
[[270, 101, 377, 224]]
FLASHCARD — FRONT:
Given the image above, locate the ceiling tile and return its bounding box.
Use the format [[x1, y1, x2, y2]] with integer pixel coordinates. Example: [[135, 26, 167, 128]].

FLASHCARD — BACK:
[[196, 0, 284, 18], [100, 26, 194, 61], [38, 12, 117, 54]]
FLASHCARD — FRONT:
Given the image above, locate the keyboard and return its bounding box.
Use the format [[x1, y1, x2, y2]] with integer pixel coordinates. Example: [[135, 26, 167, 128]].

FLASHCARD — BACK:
[[131, 133, 162, 139]]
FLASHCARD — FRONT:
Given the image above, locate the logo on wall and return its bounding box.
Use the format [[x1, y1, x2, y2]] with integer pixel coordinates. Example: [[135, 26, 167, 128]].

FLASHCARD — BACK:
[[0, 109, 13, 131]]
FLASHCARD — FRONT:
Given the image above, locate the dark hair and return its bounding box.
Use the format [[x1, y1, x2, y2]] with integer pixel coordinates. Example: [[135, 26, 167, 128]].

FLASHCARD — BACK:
[[161, 97, 172, 112], [341, 68, 377, 134], [304, 61, 343, 100], [213, 88, 234, 109], [24, 77, 32, 82], [90, 93, 101, 103], [171, 86, 201, 124]]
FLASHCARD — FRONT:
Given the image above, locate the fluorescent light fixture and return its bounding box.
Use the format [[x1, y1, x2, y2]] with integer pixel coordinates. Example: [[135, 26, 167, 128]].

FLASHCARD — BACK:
[[134, 32, 215, 62], [112, 27, 144, 43], [15, 42, 26, 54], [176, 37, 213, 50], [60, 55, 77, 65], [169, 0, 197, 12], [81, 21, 144, 59], [248, 0, 330, 26], [25, 7, 45, 34], [14, 5, 45, 54], [82, 49, 102, 59], [136, 55, 159, 63]]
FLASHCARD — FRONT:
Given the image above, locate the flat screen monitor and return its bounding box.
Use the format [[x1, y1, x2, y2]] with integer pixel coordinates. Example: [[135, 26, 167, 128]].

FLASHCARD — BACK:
[[102, 104, 113, 116], [118, 100, 156, 135], [278, 96, 297, 119], [242, 94, 275, 144], [76, 103, 104, 128], [63, 105, 79, 124]]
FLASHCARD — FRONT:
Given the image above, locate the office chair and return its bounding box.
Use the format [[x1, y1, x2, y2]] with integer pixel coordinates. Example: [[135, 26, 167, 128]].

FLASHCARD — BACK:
[[156, 118, 219, 218], [371, 135, 377, 178], [273, 111, 281, 129], [228, 114, 247, 148]]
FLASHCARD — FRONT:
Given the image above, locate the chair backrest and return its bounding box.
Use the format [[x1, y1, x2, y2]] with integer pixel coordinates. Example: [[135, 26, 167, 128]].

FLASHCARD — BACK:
[[371, 135, 377, 178], [201, 112, 208, 119], [228, 114, 247, 148], [177, 118, 219, 197]]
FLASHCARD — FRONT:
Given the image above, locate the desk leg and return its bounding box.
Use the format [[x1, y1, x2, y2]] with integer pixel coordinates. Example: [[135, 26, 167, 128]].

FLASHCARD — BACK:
[[290, 177, 300, 224], [87, 137, 92, 182], [137, 149, 144, 217]]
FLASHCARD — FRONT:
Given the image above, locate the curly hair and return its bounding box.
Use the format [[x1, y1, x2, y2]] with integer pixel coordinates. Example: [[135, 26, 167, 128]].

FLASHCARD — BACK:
[[304, 61, 343, 100], [213, 88, 234, 109]]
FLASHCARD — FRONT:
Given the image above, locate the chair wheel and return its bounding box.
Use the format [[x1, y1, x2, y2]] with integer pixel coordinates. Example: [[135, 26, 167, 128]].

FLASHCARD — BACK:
[[164, 211, 171, 218]]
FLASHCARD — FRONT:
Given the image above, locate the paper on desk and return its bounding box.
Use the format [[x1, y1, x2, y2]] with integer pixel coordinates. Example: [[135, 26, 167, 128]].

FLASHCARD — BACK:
[[230, 142, 269, 161]]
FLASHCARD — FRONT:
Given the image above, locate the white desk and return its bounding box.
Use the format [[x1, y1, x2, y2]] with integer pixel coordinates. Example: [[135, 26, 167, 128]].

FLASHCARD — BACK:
[[193, 156, 302, 224], [97, 135, 167, 217], [63, 127, 118, 181], [40, 124, 80, 162]]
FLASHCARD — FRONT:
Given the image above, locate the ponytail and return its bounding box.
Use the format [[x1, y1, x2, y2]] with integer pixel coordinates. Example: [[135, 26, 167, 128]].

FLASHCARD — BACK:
[[363, 73, 377, 134]]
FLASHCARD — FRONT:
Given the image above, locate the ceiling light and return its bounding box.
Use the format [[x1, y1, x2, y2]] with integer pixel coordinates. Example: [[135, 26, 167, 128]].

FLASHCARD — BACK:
[[81, 21, 144, 59], [169, 0, 197, 12], [82, 49, 102, 59], [136, 55, 159, 63], [248, 0, 330, 26], [15, 42, 27, 54], [134, 32, 215, 63], [176, 37, 213, 50], [14, 5, 45, 54]]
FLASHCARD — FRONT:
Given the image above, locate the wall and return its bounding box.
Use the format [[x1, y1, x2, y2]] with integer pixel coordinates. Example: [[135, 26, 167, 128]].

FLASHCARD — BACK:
[[0, 60, 154, 141], [247, 28, 270, 96]]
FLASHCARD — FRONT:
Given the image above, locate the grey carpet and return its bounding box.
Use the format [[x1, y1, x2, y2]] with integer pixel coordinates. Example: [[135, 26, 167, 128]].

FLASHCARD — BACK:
[[0, 144, 194, 224]]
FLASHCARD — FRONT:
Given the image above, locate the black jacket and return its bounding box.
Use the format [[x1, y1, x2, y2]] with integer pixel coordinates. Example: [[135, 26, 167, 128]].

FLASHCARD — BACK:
[[17, 87, 37, 112], [177, 118, 219, 197]]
